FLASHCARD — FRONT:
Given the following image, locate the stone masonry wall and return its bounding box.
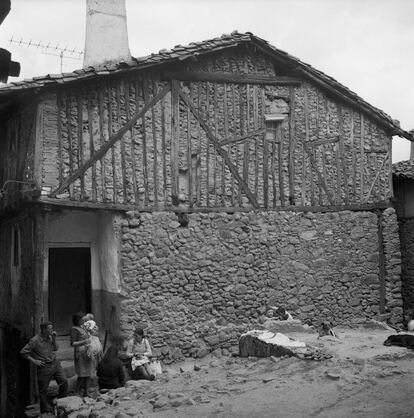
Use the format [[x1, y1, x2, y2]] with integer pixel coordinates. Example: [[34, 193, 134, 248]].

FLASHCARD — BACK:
[[398, 217, 414, 314], [118, 208, 402, 361]]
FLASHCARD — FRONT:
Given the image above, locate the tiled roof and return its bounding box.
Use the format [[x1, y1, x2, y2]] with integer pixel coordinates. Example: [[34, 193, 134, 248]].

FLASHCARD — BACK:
[[393, 160, 414, 179], [0, 31, 411, 140]]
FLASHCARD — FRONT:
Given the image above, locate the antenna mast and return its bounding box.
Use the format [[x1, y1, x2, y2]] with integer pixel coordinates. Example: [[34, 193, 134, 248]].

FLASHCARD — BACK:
[[9, 37, 83, 72]]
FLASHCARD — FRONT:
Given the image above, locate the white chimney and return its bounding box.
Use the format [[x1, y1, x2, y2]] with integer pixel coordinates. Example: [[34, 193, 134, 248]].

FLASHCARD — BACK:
[[83, 0, 132, 68]]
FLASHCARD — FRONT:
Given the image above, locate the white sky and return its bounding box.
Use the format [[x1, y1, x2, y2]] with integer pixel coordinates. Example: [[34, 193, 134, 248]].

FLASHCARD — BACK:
[[1, 0, 413, 162]]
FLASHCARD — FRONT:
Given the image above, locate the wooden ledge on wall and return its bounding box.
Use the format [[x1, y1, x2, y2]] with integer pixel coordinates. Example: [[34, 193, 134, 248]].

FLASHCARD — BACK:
[[30, 197, 393, 215]]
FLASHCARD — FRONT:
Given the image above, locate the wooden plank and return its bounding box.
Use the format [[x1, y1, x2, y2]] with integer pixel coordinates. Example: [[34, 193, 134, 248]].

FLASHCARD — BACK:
[[222, 83, 228, 205], [151, 78, 159, 208], [315, 94, 323, 206], [338, 104, 349, 204], [220, 128, 266, 145], [179, 89, 259, 208], [187, 83, 193, 205], [308, 137, 339, 147], [277, 123, 285, 206], [304, 89, 315, 205], [263, 123, 269, 208], [288, 86, 295, 205], [205, 82, 210, 206], [77, 92, 85, 198], [97, 85, 107, 201], [363, 151, 390, 203], [116, 83, 128, 202], [108, 85, 117, 203], [360, 113, 365, 202], [124, 80, 138, 204], [161, 91, 167, 203], [87, 91, 97, 201], [171, 79, 180, 200], [213, 83, 218, 205], [34, 102, 44, 188], [350, 110, 356, 200], [303, 142, 335, 205], [231, 84, 236, 205], [65, 96, 74, 197], [241, 85, 248, 206], [196, 81, 201, 204], [57, 94, 63, 187], [37, 195, 391, 213], [164, 71, 302, 86], [253, 86, 259, 196], [49, 84, 171, 198], [142, 79, 150, 206]]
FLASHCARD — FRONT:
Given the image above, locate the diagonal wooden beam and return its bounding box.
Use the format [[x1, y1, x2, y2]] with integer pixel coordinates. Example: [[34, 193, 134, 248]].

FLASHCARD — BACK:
[[303, 142, 335, 205], [49, 84, 171, 198], [220, 128, 266, 146], [363, 151, 390, 204], [179, 89, 259, 208]]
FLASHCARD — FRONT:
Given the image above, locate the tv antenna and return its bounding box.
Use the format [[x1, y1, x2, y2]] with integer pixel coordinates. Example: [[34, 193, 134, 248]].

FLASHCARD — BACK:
[[9, 36, 83, 72]]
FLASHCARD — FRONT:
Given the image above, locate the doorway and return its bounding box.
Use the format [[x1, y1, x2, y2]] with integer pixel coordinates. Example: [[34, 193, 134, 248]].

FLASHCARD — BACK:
[[48, 247, 91, 335]]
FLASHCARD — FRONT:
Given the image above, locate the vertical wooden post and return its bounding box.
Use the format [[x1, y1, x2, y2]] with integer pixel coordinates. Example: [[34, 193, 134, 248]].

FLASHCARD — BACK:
[[77, 91, 85, 198], [108, 84, 117, 203], [161, 91, 167, 204], [171, 79, 180, 200], [151, 78, 159, 209], [116, 83, 128, 203], [142, 79, 150, 206], [350, 110, 356, 201], [124, 80, 139, 204], [87, 91, 97, 201], [231, 84, 236, 205], [187, 83, 193, 205], [222, 83, 228, 205], [57, 94, 63, 188], [360, 113, 365, 202], [213, 83, 218, 205], [338, 104, 349, 204], [278, 123, 285, 206], [288, 86, 296, 205], [97, 85, 107, 202], [304, 89, 314, 206], [205, 83, 210, 206]]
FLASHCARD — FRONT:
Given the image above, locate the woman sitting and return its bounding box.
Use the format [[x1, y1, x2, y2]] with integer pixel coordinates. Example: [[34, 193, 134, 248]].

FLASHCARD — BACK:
[[97, 345, 126, 390], [125, 327, 155, 381]]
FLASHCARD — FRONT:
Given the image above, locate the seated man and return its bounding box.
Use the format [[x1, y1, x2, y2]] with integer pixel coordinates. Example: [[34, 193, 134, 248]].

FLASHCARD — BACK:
[[20, 322, 68, 414]]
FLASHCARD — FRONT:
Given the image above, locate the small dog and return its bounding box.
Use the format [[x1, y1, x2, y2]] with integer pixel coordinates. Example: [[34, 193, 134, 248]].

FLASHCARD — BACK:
[[383, 334, 414, 349]]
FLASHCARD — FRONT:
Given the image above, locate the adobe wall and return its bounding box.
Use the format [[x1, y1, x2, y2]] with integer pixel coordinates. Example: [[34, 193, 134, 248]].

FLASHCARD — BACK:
[[118, 208, 402, 361]]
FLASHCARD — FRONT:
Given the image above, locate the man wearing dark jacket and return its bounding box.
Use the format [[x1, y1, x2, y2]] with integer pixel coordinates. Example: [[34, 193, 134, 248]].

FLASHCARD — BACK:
[[20, 322, 68, 414]]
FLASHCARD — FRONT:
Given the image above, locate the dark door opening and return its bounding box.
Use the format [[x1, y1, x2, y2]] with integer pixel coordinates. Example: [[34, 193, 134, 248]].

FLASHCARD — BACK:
[[48, 247, 91, 335]]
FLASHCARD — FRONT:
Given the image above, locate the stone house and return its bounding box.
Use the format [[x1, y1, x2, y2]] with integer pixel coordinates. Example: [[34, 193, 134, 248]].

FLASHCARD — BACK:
[[393, 159, 414, 316], [0, 29, 412, 411]]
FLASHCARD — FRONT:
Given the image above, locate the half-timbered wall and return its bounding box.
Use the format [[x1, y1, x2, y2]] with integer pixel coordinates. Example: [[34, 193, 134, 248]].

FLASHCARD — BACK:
[[0, 103, 37, 201], [38, 48, 392, 210]]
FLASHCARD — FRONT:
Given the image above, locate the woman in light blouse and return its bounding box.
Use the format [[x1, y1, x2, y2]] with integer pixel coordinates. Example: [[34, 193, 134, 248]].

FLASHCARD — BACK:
[[125, 327, 155, 381]]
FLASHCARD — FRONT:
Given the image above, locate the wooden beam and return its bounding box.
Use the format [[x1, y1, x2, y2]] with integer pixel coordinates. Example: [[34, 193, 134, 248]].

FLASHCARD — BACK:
[[97, 85, 107, 202], [179, 89, 259, 208], [363, 151, 390, 203], [288, 86, 295, 205], [338, 104, 349, 204], [49, 84, 171, 198], [116, 83, 127, 203], [164, 71, 302, 86], [171, 80, 180, 200], [87, 91, 97, 201], [303, 142, 335, 205], [151, 79, 159, 209]]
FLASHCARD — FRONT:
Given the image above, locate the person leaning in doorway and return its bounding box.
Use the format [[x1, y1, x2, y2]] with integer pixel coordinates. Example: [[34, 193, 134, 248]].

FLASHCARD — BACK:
[[20, 321, 68, 414]]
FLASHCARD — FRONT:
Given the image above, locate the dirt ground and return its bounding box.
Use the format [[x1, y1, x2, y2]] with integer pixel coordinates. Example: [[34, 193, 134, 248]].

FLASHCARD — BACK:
[[72, 326, 413, 418], [49, 325, 414, 418]]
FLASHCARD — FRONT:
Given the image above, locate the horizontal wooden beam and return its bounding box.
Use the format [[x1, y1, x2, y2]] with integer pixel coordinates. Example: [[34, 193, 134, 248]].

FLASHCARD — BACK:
[[165, 72, 302, 86], [33, 196, 392, 214], [49, 84, 171, 198], [308, 137, 339, 147]]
